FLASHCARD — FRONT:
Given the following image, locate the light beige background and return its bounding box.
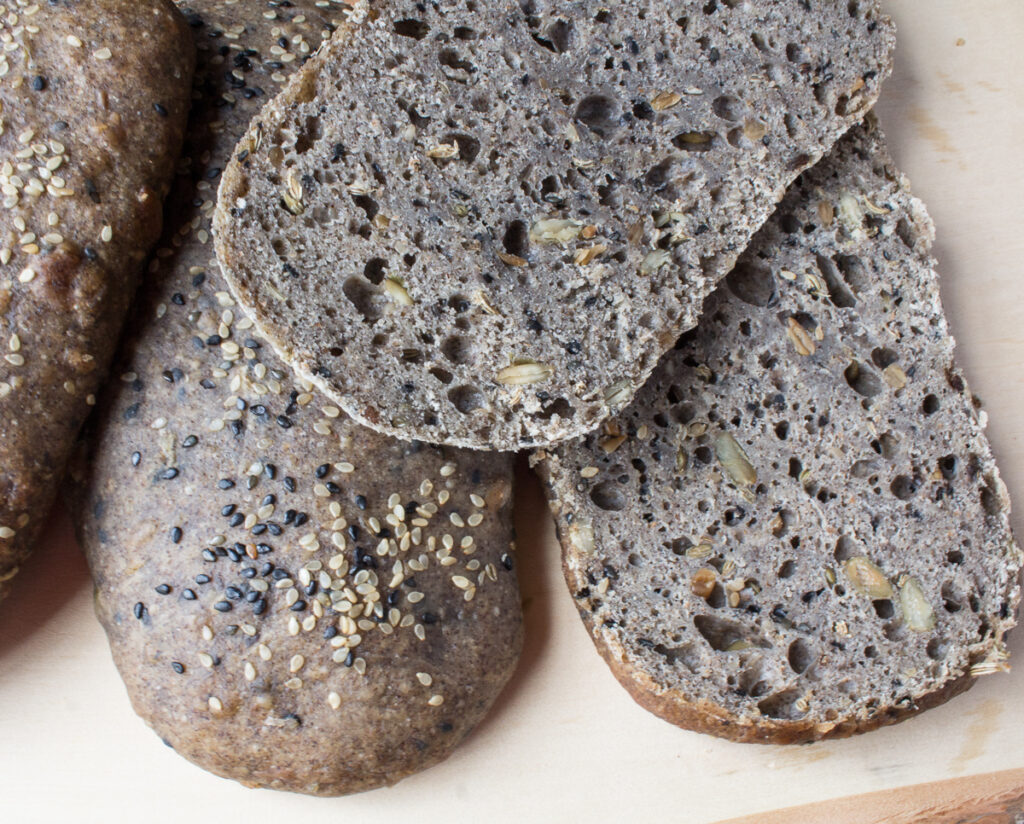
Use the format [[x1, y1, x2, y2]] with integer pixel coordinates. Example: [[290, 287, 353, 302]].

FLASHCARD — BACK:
[[2, 2, 1022, 822]]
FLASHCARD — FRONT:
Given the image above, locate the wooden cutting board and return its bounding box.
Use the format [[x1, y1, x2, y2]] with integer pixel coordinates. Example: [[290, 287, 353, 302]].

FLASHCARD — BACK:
[[1, 2, 1022, 822]]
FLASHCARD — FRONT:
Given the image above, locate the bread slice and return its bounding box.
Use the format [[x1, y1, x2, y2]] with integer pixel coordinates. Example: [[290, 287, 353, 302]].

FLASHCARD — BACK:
[[533, 116, 1022, 744], [0, 0, 193, 601], [68, 0, 522, 795], [213, 0, 895, 450]]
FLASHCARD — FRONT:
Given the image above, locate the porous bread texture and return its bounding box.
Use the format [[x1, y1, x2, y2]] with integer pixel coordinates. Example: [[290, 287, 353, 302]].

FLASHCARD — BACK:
[[214, 0, 895, 450], [0, 0, 193, 601], [68, 0, 522, 796], [534, 118, 1022, 744]]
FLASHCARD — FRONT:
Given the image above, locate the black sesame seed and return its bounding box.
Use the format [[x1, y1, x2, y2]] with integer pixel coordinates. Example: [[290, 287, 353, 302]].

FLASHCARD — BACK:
[[305, 582, 318, 597], [276, 415, 293, 429], [241, 567, 256, 579], [251, 524, 267, 536], [83, 247, 98, 261], [182, 589, 196, 601], [325, 482, 341, 494], [245, 591, 259, 603], [253, 598, 267, 615], [225, 586, 242, 599], [32, 75, 46, 91], [155, 584, 171, 595], [264, 463, 276, 479], [354, 495, 367, 510], [315, 464, 330, 478], [218, 478, 235, 489], [154, 102, 168, 117], [202, 549, 217, 562], [226, 546, 243, 563], [387, 591, 400, 606], [266, 523, 282, 536], [502, 554, 514, 570], [221, 504, 236, 517], [133, 602, 146, 620], [343, 650, 354, 667], [229, 513, 244, 528], [131, 451, 141, 467], [260, 563, 274, 576], [421, 612, 438, 624], [272, 569, 290, 581], [171, 662, 185, 674], [214, 601, 232, 612], [171, 292, 185, 305], [283, 476, 296, 493], [290, 600, 307, 612], [192, 271, 206, 287], [170, 527, 182, 543], [206, 334, 222, 346], [294, 512, 308, 527], [261, 494, 276, 507], [195, 574, 211, 585]]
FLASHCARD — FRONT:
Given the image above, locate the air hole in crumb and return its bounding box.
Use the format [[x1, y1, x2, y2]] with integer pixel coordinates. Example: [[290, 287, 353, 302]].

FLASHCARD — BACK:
[[590, 482, 626, 511], [787, 639, 813, 673], [922, 394, 940, 415], [778, 560, 796, 579], [342, 277, 384, 324], [873, 599, 894, 619], [833, 535, 857, 562], [785, 42, 808, 63], [980, 476, 1003, 516], [575, 94, 619, 138], [448, 385, 486, 414], [453, 25, 477, 40], [438, 49, 475, 74], [393, 18, 429, 39], [926, 638, 949, 660], [364, 257, 387, 284], [725, 260, 775, 306], [441, 335, 473, 364], [890, 475, 916, 500], [694, 614, 759, 651], [871, 347, 898, 369], [503, 220, 529, 258], [351, 194, 378, 221], [711, 94, 743, 121], [444, 132, 481, 164], [538, 397, 574, 420], [757, 690, 805, 720], [294, 115, 321, 154], [429, 367, 453, 385], [844, 361, 883, 397], [815, 255, 856, 308]]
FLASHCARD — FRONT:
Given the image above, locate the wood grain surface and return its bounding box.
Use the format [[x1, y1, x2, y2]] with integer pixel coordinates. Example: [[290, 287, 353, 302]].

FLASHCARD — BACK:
[[1, 2, 1022, 822]]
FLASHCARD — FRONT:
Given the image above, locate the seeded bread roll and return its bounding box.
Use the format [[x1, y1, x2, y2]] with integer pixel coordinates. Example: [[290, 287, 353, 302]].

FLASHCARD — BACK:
[[0, 0, 192, 601], [68, 0, 523, 795], [213, 0, 895, 451], [533, 116, 1022, 744]]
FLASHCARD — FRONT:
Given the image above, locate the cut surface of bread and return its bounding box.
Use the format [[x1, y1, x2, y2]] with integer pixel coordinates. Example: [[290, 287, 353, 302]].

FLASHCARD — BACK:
[[214, 0, 895, 450], [533, 117, 1022, 744], [69, 0, 523, 796], [0, 0, 193, 601]]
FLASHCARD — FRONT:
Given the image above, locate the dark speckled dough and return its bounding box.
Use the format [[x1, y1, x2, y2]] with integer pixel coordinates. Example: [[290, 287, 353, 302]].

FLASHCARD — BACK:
[[0, 0, 193, 601], [68, 0, 523, 796], [535, 118, 1022, 744], [214, 0, 895, 450]]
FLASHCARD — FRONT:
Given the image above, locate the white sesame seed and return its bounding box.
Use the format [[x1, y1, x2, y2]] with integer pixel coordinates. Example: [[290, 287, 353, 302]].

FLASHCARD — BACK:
[[100, 225, 112, 243], [93, 47, 112, 60], [428, 694, 444, 707], [18, 267, 34, 283], [290, 654, 305, 673], [66, 34, 82, 48], [198, 652, 214, 668], [258, 644, 272, 661], [327, 691, 342, 709], [8, 334, 19, 352], [440, 464, 456, 477], [470, 493, 485, 508], [208, 696, 223, 713], [0, 527, 15, 539], [580, 466, 599, 478], [416, 672, 433, 686]]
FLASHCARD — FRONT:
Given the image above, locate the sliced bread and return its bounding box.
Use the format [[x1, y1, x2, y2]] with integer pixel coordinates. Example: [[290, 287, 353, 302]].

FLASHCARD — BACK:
[[533, 116, 1022, 744], [68, 0, 523, 795], [213, 0, 895, 450], [0, 0, 193, 601]]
